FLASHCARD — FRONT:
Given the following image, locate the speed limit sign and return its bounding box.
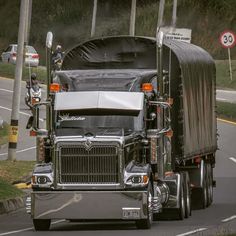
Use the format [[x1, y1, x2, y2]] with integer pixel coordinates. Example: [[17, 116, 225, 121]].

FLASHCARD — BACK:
[[219, 30, 236, 48]]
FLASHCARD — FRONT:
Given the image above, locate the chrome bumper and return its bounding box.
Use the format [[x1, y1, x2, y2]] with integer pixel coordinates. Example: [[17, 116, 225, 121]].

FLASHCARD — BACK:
[[31, 190, 148, 220]]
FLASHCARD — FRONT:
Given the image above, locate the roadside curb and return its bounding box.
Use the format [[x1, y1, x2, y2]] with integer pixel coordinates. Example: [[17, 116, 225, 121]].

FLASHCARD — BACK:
[[0, 197, 24, 215]]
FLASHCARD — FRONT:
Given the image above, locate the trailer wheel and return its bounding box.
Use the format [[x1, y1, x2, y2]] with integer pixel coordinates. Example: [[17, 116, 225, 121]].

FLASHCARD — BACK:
[[135, 184, 153, 229], [199, 163, 208, 209], [206, 163, 213, 206], [33, 219, 51, 231]]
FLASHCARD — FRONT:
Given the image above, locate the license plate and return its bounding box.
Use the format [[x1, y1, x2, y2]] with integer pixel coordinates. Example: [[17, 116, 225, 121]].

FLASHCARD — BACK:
[[122, 208, 140, 219]]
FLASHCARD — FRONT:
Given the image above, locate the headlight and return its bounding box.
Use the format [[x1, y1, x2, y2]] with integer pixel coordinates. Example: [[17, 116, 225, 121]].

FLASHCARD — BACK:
[[31, 172, 53, 189], [124, 171, 149, 187]]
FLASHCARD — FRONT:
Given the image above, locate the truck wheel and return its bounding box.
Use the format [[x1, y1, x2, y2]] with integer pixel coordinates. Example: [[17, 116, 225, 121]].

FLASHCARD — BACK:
[[33, 219, 51, 231], [206, 163, 213, 206], [135, 184, 153, 229], [183, 172, 191, 218], [177, 175, 185, 220], [199, 163, 208, 209]]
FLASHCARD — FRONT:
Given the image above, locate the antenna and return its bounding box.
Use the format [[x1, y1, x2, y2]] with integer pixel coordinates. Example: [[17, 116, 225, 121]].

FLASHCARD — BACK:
[[172, 0, 177, 28], [91, 0, 98, 37], [129, 0, 136, 36], [157, 0, 165, 28]]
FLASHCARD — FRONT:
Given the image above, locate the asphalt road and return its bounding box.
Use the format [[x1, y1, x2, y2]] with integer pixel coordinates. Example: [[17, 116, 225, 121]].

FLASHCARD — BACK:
[[0, 78, 236, 235], [0, 77, 46, 160], [216, 89, 236, 103]]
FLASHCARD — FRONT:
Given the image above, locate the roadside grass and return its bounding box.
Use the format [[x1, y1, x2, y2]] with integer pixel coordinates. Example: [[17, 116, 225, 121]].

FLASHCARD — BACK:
[[0, 62, 46, 83], [0, 160, 35, 184], [0, 177, 23, 200], [0, 60, 236, 89], [0, 160, 35, 200], [216, 101, 236, 122], [0, 121, 9, 146], [216, 60, 236, 90]]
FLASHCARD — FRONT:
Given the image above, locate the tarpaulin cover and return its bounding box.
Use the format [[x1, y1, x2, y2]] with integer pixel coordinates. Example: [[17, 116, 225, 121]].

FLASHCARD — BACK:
[[58, 36, 217, 161]]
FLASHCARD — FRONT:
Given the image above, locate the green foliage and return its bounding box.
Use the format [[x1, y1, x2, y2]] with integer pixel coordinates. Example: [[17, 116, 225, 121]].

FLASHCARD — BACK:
[[216, 60, 236, 89], [0, 160, 35, 184], [0, 177, 23, 200], [0, 121, 9, 146], [217, 101, 236, 121], [0, 62, 47, 83], [0, 0, 235, 63], [0, 160, 35, 200]]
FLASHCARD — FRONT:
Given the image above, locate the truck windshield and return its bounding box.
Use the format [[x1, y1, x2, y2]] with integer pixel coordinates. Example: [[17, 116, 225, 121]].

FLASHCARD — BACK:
[[55, 112, 143, 135]]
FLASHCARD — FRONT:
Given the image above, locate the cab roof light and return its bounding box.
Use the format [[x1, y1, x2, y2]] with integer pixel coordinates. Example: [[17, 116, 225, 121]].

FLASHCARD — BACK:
[[50, 83, 60, 93], [142, 83, 153, 92]]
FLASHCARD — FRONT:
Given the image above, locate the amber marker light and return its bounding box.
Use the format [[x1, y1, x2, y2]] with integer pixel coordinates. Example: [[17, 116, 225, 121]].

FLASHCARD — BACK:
[[30, 130, 37, 137], [143, 175, 149, 184], [165, 129, 173, 138], [50, 83, 60, 93], [142, 83, 153, 92]]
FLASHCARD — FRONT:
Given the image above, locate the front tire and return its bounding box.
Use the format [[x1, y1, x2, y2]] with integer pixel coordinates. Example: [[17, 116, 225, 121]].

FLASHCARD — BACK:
[[177, 174, 185, 220], [33, 219, 51, 231], [135, 183, 153, 229]]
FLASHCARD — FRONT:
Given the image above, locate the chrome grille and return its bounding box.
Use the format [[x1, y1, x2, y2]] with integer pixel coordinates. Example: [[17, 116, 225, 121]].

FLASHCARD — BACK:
[[58, 144, 119, 184]]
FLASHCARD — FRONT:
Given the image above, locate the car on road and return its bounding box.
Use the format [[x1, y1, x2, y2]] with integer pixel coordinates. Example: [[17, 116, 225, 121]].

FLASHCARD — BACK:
[[1, 44, 39, 67]]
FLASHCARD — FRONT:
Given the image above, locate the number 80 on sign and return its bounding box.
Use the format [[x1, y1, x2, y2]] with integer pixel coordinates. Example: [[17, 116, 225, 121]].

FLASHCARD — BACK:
[[219, 30, 236, 48]]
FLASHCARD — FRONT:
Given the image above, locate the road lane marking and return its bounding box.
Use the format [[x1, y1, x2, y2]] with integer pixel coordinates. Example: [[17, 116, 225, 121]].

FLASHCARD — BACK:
[[0, 220, 65, 236], [222, 215, 236, 223], [0, 105, 31, 117], [0, 88, 13, 93], [216, 98, 227, 101], [217, 90, 236, 94], [0, 105, 44, 122], [0, 227, 33, 236], [0, 146, 36, 157], [217, 118, 236, 126], [176, 228, 208, 236], [229, 157, 236, 164]]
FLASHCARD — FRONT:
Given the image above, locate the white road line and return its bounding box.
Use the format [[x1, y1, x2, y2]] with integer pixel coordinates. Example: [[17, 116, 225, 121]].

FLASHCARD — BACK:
[[229, 157, 236, 164], [216, 98, 227, 101], [222, 215, 236, 223], [0, 227, 33, 236], [176, 228, 208, 236], [217, 90, 236, 94], [0, 88, 13, 93], [0, 105, 44, 122], [0, 146, 36, 157], [0, 220, 65, 236], [0, 105, 31, 117]]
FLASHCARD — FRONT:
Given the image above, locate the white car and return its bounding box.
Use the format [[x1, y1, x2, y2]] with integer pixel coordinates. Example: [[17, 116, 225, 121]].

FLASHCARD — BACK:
[[1, 44, 39, 67]]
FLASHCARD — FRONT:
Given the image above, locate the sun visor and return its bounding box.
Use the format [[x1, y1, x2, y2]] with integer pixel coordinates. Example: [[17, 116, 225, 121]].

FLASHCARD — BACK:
[[54, 91, 144, 115]]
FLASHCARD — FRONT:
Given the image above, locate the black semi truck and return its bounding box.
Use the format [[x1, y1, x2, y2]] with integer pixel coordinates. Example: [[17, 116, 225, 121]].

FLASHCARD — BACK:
[[26, 32, 217, 230], [25, 1, 216, 231]]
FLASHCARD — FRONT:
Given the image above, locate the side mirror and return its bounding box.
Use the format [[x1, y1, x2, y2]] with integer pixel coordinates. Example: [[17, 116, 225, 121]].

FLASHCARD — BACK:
[[26, 116, 34, 129], [30, 102, 50, 136], [46, 32, 53, 49]]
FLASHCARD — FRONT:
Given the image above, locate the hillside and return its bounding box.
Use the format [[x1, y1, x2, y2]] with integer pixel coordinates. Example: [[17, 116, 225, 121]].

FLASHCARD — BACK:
[[0, 0, 235, 64]]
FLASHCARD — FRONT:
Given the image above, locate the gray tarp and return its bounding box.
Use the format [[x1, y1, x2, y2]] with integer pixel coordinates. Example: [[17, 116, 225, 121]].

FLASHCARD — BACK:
[[58, 36, 217, 161]]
